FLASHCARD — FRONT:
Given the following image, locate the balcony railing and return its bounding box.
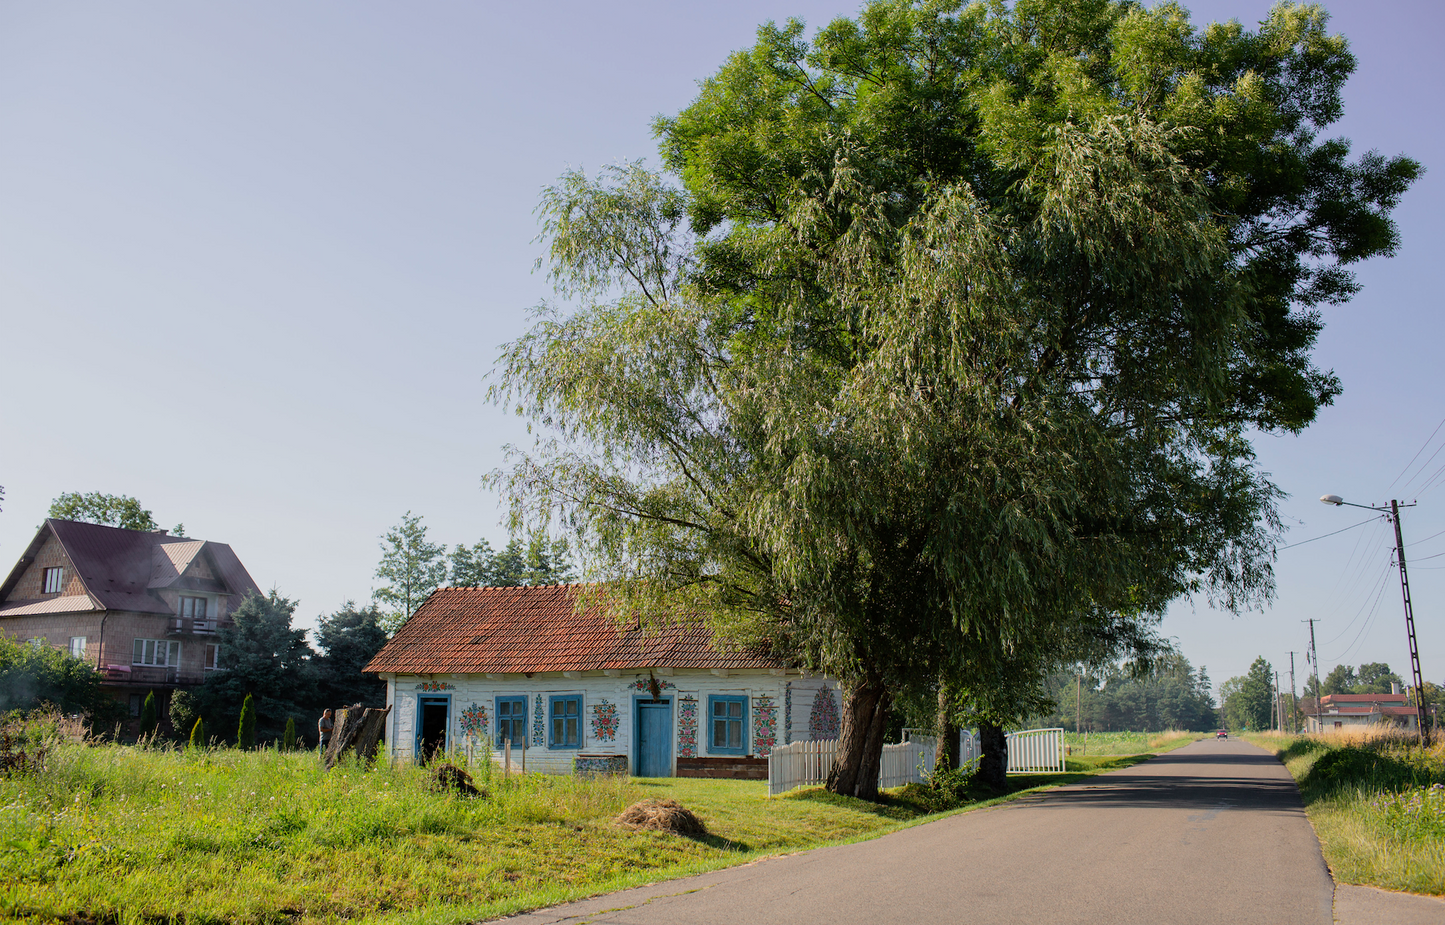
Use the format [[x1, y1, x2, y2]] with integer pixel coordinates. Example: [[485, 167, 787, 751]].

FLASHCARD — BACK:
[[103, 665, 208, 687], [166, 618, 224, 636]]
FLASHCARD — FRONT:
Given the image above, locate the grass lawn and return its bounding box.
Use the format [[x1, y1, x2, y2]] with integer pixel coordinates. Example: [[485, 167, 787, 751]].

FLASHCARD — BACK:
[[1245, 730, 1445, 896], [1, 736, 1179, 925], [1061, 730, 1207, 757]]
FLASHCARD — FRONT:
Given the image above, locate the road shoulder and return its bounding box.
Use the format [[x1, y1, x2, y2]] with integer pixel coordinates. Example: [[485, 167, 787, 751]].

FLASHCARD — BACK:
[[1334, 884, 1445, 925]]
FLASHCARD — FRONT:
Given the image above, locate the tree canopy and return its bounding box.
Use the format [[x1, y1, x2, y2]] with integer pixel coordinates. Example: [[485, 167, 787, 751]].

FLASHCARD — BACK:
[[49, 492, 161, 533], [493, 0, 1417, 798], [448, 534, 576, 588], [314, 601, 389, 707], [373, 512, 448, 633], [197, 590, 314, 744], [1221, 656, 1275, 730]]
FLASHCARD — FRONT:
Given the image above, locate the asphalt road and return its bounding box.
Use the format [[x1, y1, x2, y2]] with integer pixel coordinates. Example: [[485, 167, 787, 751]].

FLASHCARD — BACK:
[[503, 739, 1342, 925]]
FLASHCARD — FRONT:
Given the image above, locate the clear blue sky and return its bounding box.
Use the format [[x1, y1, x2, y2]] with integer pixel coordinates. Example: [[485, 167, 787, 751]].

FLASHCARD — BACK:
[[1, 1, 1440, 702]]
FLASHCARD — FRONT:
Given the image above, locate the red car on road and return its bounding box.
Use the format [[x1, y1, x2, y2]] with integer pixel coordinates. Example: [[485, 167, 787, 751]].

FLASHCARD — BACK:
[[1216, 729, 1228, 739]]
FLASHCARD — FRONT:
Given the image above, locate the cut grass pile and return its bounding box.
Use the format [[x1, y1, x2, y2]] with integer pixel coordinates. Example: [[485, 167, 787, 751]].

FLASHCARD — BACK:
[[1, 730, 1187, 924], [1247, 728, 1445, 896]]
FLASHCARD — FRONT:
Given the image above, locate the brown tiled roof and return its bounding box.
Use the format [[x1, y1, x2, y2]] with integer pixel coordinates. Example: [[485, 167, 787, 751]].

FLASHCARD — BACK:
[[1320, 693, 1407, 705], [0, 519, 260, 617], [365, 584, 786, 676]]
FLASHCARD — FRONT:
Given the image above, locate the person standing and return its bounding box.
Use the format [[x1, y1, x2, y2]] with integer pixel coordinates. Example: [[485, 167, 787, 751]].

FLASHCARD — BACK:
[[318, 709, 334, 753]]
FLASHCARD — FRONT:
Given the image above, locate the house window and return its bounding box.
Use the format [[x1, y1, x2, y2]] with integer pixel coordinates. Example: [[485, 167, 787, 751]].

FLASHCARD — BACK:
[[179, 596, 207, 618], [132, 638, 181, 667], [496, 696, 527, 745], [204, 644, 220, 671], [129, 694, 142, 717], [549, 695, 581, 748], [69, 636, 87, 659], [42, 567, 63, 593], [708, 695, 748, 755]]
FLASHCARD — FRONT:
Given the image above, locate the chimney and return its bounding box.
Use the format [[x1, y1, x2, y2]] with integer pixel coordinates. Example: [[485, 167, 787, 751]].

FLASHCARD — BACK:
[[1392, 681, 1401, 696]]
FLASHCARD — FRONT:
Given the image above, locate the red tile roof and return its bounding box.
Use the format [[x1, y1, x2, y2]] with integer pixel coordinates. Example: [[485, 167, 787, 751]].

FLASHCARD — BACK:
[[365, 584, 787, 675], [1320, 693, 1408, 706]]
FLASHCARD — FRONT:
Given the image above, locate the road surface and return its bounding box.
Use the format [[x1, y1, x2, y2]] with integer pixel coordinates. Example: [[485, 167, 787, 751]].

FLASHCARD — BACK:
[[497, 739, 1403, 924]]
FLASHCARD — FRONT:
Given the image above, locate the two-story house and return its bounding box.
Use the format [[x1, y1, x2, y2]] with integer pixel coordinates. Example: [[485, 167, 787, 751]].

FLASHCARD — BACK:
[[0, 518, 261, 720]]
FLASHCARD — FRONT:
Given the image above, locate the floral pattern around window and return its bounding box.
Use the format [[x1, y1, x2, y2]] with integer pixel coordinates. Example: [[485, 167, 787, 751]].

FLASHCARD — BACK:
[[415, 681, 455, 691]]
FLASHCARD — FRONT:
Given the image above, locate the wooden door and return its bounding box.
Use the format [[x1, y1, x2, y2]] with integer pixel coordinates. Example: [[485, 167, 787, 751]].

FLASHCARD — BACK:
[[636, 700, 671, 777]]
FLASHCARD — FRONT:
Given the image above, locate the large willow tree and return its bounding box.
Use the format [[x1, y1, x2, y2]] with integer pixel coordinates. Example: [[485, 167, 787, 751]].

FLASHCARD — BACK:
[[493, 0, 1416, 797]]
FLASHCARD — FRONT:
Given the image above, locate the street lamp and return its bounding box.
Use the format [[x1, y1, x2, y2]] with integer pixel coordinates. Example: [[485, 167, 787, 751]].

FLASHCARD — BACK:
[[1319, 494, 1429, 745]]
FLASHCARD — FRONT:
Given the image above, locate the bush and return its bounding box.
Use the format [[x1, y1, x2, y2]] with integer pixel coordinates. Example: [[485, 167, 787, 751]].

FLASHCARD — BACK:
[[169, 690, 199, 736], [238, 694, 257, 750], [189, 717, 206, 749], [139, 691, 158, 736], [0, 636, 122, 723], [919, 758, 978, 811], [283, 716, 297, 751]]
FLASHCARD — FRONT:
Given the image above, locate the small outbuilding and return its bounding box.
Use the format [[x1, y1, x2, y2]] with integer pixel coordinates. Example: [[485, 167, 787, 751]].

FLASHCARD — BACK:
[[364, 584, 841, 776]]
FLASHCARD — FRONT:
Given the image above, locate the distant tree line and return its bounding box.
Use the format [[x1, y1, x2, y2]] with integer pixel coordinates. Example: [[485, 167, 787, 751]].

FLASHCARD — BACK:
[[1027, 654, 1217, 732]]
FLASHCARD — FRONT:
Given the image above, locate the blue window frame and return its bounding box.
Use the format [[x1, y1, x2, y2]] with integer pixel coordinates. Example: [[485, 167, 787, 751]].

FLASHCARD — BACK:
[[549, 694, 582, 749], [708, 695, 748, 755], [496, 696, 527, 746]]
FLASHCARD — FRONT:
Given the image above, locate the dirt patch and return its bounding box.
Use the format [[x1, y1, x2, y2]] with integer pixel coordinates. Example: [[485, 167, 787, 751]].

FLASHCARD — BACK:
[[616, 799, 708, 837]]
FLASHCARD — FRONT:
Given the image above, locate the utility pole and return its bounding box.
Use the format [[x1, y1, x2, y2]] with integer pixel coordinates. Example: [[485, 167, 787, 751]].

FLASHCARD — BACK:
[[1389, 499, 1430, 746], [1076, 668, 1083, 735], [1304, 619, 1322, 734], [1288, 651, 1298, 734], [1275, 671, 1282, 732], [1321, 494, 1430, 746]]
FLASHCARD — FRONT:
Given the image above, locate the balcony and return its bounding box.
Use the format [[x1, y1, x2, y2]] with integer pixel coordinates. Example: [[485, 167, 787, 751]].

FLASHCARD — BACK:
[[166, 618, 223, 636], [103, 664, 207, 687]]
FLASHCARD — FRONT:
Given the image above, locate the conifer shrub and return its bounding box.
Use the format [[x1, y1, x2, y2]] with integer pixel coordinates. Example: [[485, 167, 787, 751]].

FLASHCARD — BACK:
[[189, 717, 206, 749], [237, 694, 257, 750], [283, 716, 296, 751], [139, 691, 158, 737]]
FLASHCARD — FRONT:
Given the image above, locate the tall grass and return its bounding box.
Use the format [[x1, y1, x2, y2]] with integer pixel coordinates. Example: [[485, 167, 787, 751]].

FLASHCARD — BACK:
[[1256, 727, 1445, 895], [1061, 730, 1203, 756]]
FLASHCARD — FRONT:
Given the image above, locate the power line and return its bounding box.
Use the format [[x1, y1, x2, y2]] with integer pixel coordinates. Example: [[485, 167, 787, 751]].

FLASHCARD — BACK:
[[1322, 559, 1393, 647], [1393, 416, 1445, 492], [1278, 516, 1380, 551]]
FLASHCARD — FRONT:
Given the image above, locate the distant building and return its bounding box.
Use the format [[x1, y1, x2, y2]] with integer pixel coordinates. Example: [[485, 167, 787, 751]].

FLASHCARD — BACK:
[[1304, 691, 1419, 732], [0, 518, 261, 720]]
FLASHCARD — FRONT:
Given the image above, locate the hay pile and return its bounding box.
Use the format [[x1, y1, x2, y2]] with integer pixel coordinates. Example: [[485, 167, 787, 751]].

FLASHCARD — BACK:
[[615, 799, 708, 837], [431, 763, 486, 797]]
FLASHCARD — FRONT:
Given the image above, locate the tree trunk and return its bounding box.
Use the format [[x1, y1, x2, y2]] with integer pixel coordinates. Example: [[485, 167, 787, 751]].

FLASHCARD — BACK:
[[936, 682, 959, 771], [323, 704, 392, 770], [826, 672, 891, 801], [977, 720, 1007, 791]]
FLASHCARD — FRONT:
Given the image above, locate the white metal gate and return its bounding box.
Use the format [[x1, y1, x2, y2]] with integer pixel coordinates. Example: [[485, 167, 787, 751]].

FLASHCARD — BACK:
[[1006, 727, 1065, 773]]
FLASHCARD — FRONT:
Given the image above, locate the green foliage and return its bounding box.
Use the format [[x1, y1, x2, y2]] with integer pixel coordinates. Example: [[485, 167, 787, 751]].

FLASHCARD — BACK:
[[168, 690, 198, 737], [237, 694, 256, 750], [373, 512, 448, 632], [189, 717, 206, 749], [0, 635, 121, 722], [449, 534, 576, 588], [47, 492, 158, 532], [493, 0, 1418, 791], [197, 590, 315, 744], [314, 601, 388, 708], [1221, 657, 1275, 730], [1029, 655, 1216, 731], [920, 758, 977, 811], [1323, 662, 1405, 696], [138, 691, 158, 736], [283, 716, 297, 751]]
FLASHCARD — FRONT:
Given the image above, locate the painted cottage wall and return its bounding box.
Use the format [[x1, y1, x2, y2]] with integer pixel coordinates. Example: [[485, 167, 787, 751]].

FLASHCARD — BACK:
[[383, 671, 841, 774]]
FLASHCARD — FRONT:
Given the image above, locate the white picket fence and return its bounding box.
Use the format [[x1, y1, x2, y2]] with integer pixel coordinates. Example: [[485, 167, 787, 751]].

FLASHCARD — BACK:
[[1005, 727, 1065, 773], [767, 726, 1063, 796]]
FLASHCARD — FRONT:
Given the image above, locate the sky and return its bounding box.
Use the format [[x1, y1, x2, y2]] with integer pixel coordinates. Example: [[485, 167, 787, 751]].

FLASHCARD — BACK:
[[0, 1, 1440, 704]]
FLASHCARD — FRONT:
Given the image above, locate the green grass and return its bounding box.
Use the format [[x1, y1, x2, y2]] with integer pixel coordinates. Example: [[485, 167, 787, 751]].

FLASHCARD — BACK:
[[1246, 730, 1445, 896], [1, 735, 1179, 925], [1060, 730, 1206, 757]]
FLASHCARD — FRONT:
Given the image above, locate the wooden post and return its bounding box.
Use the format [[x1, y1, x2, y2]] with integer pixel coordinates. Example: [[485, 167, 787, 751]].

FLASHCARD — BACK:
[[504, 738, 511, 778]]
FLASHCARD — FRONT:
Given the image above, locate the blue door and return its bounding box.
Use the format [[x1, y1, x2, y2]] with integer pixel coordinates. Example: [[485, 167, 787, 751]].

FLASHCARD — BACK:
[[636, 701, 672, 777]]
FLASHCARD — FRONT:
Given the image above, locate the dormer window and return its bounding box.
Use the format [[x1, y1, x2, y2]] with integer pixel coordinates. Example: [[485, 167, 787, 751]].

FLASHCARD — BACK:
[[179, 596, 208, 619], [42, 567, 63, 594]]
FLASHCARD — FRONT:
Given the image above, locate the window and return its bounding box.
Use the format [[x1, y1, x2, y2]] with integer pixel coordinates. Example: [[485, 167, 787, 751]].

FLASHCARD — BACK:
[[28, 637, 47, 649], [42, 567, 63, 593], [708, 695, 748, 755], [179, 596, 207, 618], [132, 638, 180, 667], [69, 636, 87, 659], [204, 644, 220, 671], [129, 694, 142, 717], [496, 696, 527, 745], [549, 695, 581, 748]]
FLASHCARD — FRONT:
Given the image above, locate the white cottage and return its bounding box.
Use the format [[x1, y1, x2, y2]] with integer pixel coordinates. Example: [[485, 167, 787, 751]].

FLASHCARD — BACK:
[[364, 584, 841, 777]]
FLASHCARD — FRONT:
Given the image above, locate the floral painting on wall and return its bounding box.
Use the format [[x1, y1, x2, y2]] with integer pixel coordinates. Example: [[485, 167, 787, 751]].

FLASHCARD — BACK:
[[753, 694, 778, 756], [677, 696, 699, 757], [532, 694, 546, 747], [459, 703, 490, 740], [808, 686, 840, 741], [590, 699, 619, 742]]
